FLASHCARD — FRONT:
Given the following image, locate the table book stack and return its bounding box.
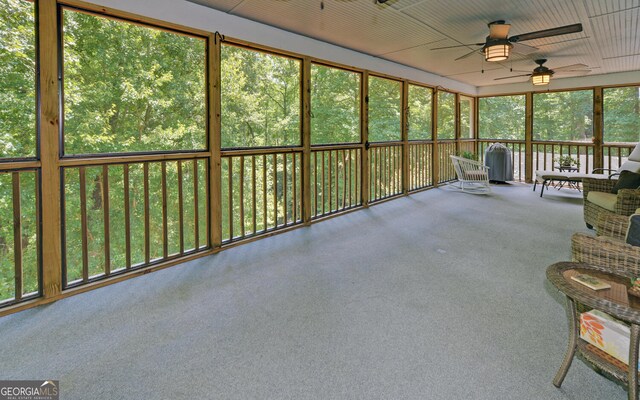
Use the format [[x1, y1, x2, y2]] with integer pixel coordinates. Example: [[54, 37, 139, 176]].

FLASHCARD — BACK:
[[580, 310, 640, 369]]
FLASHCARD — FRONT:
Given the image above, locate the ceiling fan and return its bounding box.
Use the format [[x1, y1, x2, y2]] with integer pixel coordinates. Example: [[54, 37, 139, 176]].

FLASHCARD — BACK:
[[431, 20, 583, 62], [494, 59, 591, 85]]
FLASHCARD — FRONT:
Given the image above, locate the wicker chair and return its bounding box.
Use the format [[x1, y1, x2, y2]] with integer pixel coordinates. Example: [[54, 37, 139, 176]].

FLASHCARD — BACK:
[[583, 178, 640, 229], [582, 143, 640, 228], [572, 232, 640, 276], [594, 211, 632, 240]]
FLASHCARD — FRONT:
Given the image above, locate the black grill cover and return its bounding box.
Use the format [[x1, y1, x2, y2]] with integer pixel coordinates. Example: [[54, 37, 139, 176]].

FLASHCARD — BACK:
[[484, 143, 514, 182]]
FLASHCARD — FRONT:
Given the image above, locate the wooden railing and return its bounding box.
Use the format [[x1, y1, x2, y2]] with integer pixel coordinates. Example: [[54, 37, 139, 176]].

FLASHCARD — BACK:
[[0, 168, 40, 306], [476, 140, 635, 181], [477, 140, 526, 182], [221, 150, 302, 242], [603, 143, 635, 172], [532, 142, 594, 174], [408, 142, 433, 191], [311, 146, 362, 218], [438, 141, 457, 183], [62, 157, 209, 288], [369, 143, 403, 202]]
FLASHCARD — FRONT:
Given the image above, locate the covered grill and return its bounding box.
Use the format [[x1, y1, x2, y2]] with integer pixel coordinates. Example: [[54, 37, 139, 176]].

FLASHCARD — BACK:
[[484, 143, 514, 182]]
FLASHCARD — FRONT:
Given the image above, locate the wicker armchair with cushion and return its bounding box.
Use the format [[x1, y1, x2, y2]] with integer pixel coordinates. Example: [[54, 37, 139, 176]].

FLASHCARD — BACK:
[[571, 232, 640, 276], [573, 212, 640, 279], [582, 143, 640, 228], [594, 210, 633, 240], [583, 178, 640, 229]]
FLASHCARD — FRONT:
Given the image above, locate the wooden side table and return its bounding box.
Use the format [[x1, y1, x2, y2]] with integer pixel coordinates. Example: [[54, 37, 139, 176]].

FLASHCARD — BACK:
[[547, 262, 640, 400]]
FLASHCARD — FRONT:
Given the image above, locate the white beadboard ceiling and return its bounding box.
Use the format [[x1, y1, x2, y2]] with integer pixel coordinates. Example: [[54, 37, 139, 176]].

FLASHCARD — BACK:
[[188, 0, 640, 88]]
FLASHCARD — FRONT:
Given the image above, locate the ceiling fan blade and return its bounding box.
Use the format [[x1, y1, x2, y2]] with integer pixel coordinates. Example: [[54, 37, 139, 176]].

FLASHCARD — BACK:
[[431, 43, 484, 50], [509, 23, 583, 42], [512, 42, 538, 55], [494, 74, 532, 81], [455, 49, 480, 61], [489, 23, 510, 39], [551, 63, 589, 72], [554, 69, 591, 76]]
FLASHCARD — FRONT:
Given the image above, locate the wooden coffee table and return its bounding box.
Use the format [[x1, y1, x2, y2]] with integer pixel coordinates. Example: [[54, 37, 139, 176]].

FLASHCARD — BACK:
[[547, 261, 640, 400]]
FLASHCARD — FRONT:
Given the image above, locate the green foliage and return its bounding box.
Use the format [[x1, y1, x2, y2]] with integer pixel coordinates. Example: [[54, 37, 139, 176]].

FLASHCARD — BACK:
[[0, 0, 38, 302], [459, 96, 474, 139], [221, 44, 301, 148], [478, 95, 526, 140], [533, 90, 593, 141], [311, 64, 360, 144], [604, 87, 640, 143], [0, 0, 35, 158], [63, 10, 207, 155], [0, 171, 38, 301], [556, 155, 580, 167], [408, 85, 432, 140], [368, 76, 401, 142], [457, 150, 478, 161], [3, 1, 640, 303], [437, 91, 455, 140]]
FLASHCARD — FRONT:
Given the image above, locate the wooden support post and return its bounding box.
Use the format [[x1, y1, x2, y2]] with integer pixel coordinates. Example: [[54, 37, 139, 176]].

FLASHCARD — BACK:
[[361, 71, 370, 206], [302, 57, 312, 224], [525, 92, 533, 183], [432, 89, 439, 186], [474, 97, 479, 154], [455, 92, 461, 154], [209, 33, 222, 247], [593, 87, 603, 171], [39, 0, 62, 298], [401, 81, 409, 194]]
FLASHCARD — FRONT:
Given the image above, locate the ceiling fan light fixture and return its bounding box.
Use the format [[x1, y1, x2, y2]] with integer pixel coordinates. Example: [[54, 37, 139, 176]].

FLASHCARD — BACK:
[[531, 72, 552, 85], [483, 41, 512, 62]]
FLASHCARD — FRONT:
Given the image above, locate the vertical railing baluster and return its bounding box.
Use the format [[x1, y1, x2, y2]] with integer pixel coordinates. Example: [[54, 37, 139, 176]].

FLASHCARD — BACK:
[[348, 149, 353, 207], [292, 153, 297, 222], [228, 157, 234, 239], [205, 158, 211, 248], [12, 172, 22, 301], [356, 148, 366, 204], [322, 151, 326, 215], [193, 160, 199, 249], [335, 150, 339, 209], [161, 162, 168, 259], [252, 156, 257, 232], [618, 147, 622, 169], [283, 153, 288, 225], [178, 161, 184, 254], [35, 171, 41, 291], [80, 167, 89, 282], [103, 165, 111, 275], [328, 151, 333, 212], [273, 153, 278, 227], [342, 150, 347, 209], [144, 163, 150, 264], [262, 155, 267, 230], [313, 151, 318, 217], [239, 156, 245, 237], [123, 164, 131, 268]]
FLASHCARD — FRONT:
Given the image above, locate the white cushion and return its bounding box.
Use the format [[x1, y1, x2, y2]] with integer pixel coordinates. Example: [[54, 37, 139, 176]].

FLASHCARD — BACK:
[[620, 160, 640, 173], [587, 191, 618, 211], [627, 143, 640, 162]]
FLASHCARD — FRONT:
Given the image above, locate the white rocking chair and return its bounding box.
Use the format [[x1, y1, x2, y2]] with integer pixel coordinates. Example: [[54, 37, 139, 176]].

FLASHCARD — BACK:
[[449, 155, 491, 194]]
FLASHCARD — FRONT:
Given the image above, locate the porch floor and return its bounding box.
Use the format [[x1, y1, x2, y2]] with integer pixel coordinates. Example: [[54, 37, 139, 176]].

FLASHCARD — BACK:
[[0, 183, 624, 399]]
